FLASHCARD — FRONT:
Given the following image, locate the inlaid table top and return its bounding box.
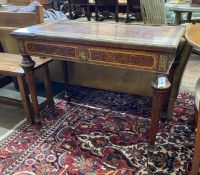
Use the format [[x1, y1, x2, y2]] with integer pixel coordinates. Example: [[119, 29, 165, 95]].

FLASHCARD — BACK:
[[185, 24, 200, 49], [12, 21, 185, 52]]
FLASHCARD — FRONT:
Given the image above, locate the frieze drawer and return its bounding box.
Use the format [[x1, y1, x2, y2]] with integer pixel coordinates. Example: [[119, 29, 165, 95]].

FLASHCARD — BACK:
[[25, 42, 168, 72], [90, 49, 157, 70], [25, 42, 77, 60]]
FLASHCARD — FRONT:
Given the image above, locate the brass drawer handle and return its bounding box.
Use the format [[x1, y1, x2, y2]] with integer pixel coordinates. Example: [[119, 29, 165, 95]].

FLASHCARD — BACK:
[[79, 51, 88, 62]]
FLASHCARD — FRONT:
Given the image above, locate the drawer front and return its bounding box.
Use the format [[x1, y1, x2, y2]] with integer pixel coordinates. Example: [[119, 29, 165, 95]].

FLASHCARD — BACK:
[[90, 49, 156, 70], [25, 41, 173, 73], [25, 42, 77, 60]]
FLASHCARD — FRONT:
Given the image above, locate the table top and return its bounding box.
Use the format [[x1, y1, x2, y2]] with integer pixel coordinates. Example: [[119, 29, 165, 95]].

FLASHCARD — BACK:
[[166, 3, 200, 12], [12, 21, 185, 52], [185, 24, 200, 49]]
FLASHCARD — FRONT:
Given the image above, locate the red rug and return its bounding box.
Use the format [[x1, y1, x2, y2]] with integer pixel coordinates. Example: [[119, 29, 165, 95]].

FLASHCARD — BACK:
[[0, 86, 197, 175]]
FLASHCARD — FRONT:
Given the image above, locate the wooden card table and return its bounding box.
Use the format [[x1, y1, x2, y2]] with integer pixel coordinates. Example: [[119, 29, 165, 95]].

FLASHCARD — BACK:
[[185, 24, 200, 175], [12, 21, 185, 146]]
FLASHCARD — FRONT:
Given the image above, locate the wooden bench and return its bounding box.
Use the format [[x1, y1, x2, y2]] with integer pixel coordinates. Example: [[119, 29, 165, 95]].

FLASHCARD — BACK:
[[0, 5, 55, 123], [0, 5, 44, 92], [0, 53, 53, 122]]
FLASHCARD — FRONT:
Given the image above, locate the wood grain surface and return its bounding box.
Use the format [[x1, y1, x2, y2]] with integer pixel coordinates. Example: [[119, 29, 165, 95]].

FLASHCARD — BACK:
[[186, 24, 200, 49], [12, 21, 185, 52]]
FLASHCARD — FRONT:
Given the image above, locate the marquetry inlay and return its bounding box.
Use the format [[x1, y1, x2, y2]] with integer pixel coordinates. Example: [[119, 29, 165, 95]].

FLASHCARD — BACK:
[[25, 42, 76, 58], [158, 54, 175, 73], [158, 55, 169, 72], [24, 41, 175, 73], [90, 49, 155, 67]]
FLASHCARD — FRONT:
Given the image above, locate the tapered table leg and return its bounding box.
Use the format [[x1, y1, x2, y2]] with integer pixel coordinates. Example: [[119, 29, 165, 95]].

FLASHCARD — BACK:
[[62, 60, 70, 102], [21, 54, 41, 123], [149, 74, 171, 146], [44, 64, 54, 109], [162, 65, 176, 120]]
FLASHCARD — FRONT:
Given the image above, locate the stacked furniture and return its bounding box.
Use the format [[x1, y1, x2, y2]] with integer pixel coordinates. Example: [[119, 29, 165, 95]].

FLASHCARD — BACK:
[[66, 0, 141, 22]]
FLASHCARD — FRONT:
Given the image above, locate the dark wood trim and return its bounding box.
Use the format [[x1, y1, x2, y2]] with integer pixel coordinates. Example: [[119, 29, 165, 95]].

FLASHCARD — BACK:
[[0, 96, 23, 107], [62, 60, 70, 102]]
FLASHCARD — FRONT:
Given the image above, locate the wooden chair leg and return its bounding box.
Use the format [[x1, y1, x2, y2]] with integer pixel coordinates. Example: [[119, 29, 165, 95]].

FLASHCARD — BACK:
[[68, 1, 73, 20], [95, 4, 99, 21], [13, 77, 19, 90], [43, 64, 54, 108], [115, 1, 119, 22], [17, 75, 33, 122], [191, 103, 200, 175], [86, 4, 91, 21], [62, 60, 70, 102], [162, 66, 175, 114], [187, 12, 192, 23], [126, 2, 130, 23]]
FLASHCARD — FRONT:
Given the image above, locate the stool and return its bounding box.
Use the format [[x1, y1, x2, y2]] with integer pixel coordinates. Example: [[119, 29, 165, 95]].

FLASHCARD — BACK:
[[191, 77, 200, 175], [0, 53, 54, 123]]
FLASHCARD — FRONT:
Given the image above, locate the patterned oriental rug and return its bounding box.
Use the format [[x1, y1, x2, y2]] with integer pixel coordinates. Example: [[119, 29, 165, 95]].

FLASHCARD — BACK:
[[0, 86, 198, 175]]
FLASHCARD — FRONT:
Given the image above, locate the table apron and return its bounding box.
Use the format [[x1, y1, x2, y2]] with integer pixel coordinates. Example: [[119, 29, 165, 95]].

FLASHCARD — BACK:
[[24, 40, 175, 74]]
